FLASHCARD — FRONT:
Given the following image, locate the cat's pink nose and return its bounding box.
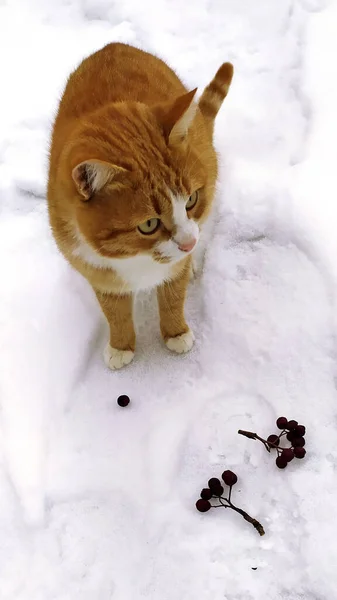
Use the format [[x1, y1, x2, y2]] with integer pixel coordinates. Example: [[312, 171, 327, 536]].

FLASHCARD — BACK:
[[178, 238, 197, 253]]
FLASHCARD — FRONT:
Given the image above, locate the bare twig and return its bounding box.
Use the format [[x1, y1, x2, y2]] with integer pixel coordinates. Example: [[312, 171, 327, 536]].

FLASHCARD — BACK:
[[238, 429, 288, 452], [238, 429, 271, 452], [217, 496, 265, 536]]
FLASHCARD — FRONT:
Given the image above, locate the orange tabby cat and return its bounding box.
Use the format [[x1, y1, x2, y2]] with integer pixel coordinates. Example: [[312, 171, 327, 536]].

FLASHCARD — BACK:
[[48, 43, 233, 369]]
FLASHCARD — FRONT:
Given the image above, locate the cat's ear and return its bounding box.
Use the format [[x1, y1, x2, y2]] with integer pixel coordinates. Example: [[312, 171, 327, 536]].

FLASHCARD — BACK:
[[154, 88, 198, 146], [72, 159, 126, 200]]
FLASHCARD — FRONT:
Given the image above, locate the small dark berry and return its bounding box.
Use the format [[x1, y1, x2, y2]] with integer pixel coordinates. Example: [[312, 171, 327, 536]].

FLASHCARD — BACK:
[[276, 455, 288, 469], [117, 395, 130, 407], [282, 448, 294, 462], [222, 470, 238, 486], [276, 417, 288, 429], [287, 420, 298, 430], [287, 431, 297, 442], [196, 499, 211, 512], [293, 437, 305, 448], [208, 478, 221, 492], [294, 425, 306, 437], [200, 488, 212, 501], [212, 485, 224, 497], [294, 447, 306, 459], [267, 434, 280, 448]]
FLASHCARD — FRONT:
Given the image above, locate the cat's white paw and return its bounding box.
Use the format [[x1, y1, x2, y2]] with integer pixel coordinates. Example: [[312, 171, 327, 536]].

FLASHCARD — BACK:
[[166, 330, 195, 354], [103, 344, 134, 370]]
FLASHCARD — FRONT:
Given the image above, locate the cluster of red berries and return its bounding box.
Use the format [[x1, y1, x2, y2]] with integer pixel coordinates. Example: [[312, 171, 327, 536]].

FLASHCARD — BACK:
[[238, 417, 306, 469], [196, 470, 238, 513], [196, 470, 264, 536], [194, 417, 308, 536]]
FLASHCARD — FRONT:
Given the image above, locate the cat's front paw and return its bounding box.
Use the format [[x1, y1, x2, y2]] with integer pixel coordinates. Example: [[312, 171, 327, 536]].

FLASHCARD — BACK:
[[165, 330, 195, 354], [103, 344, 134, 370]]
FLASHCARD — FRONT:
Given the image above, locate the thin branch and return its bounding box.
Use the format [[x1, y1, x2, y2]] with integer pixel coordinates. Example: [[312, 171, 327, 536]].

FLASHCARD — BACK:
[[218, 496, 265, 536], [238, 430, 271, 452], [238, 429, 288, 452]]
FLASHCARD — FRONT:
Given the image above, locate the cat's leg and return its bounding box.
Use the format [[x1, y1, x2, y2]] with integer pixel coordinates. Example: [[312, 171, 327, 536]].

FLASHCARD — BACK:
[[95, 290, 135, 370], [191, 241, 205, 280], [191, 210, 215, 280], [157, 260, 194, 354]]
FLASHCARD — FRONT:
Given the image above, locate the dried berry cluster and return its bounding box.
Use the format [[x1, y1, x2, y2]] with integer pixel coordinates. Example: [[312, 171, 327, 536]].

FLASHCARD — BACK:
[[196, 470, 265, 536], [195, 417, 308, 536], [238, 416, 306, 469]]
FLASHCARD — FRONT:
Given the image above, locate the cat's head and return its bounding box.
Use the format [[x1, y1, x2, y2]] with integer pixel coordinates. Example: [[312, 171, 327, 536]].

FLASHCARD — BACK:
[[68, 63, 233, 267]]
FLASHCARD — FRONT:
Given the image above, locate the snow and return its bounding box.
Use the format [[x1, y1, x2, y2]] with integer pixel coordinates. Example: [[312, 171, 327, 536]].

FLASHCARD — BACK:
[[1, 0, 337, 598]]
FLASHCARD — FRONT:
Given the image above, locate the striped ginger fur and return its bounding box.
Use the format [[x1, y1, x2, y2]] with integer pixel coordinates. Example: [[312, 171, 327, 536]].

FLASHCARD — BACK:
[[47, 43, 234, 369], [198, 62, 234, 135]]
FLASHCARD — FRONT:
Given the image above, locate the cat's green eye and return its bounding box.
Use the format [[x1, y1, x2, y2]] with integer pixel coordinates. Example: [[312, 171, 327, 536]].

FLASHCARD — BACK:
[[186, 191, 198, 211], [138, 218, 161, 235]]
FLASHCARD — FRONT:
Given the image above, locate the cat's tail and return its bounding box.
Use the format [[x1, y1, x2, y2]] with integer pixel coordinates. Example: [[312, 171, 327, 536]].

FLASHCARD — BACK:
[[198, 62, 234, 135]]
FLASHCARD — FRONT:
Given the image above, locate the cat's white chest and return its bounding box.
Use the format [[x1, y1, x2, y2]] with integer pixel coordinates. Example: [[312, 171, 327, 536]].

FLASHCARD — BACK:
[[73, 239, 173, 292], [108, 254, 173, 291]]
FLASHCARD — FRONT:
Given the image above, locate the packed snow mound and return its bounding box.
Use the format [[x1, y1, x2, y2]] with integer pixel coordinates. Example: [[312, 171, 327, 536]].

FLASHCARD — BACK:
[[1, 1, 337, 599]]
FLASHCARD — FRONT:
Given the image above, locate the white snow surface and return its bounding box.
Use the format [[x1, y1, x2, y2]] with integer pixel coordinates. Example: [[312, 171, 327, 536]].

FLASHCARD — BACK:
[[1, 1, 337, 598]]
